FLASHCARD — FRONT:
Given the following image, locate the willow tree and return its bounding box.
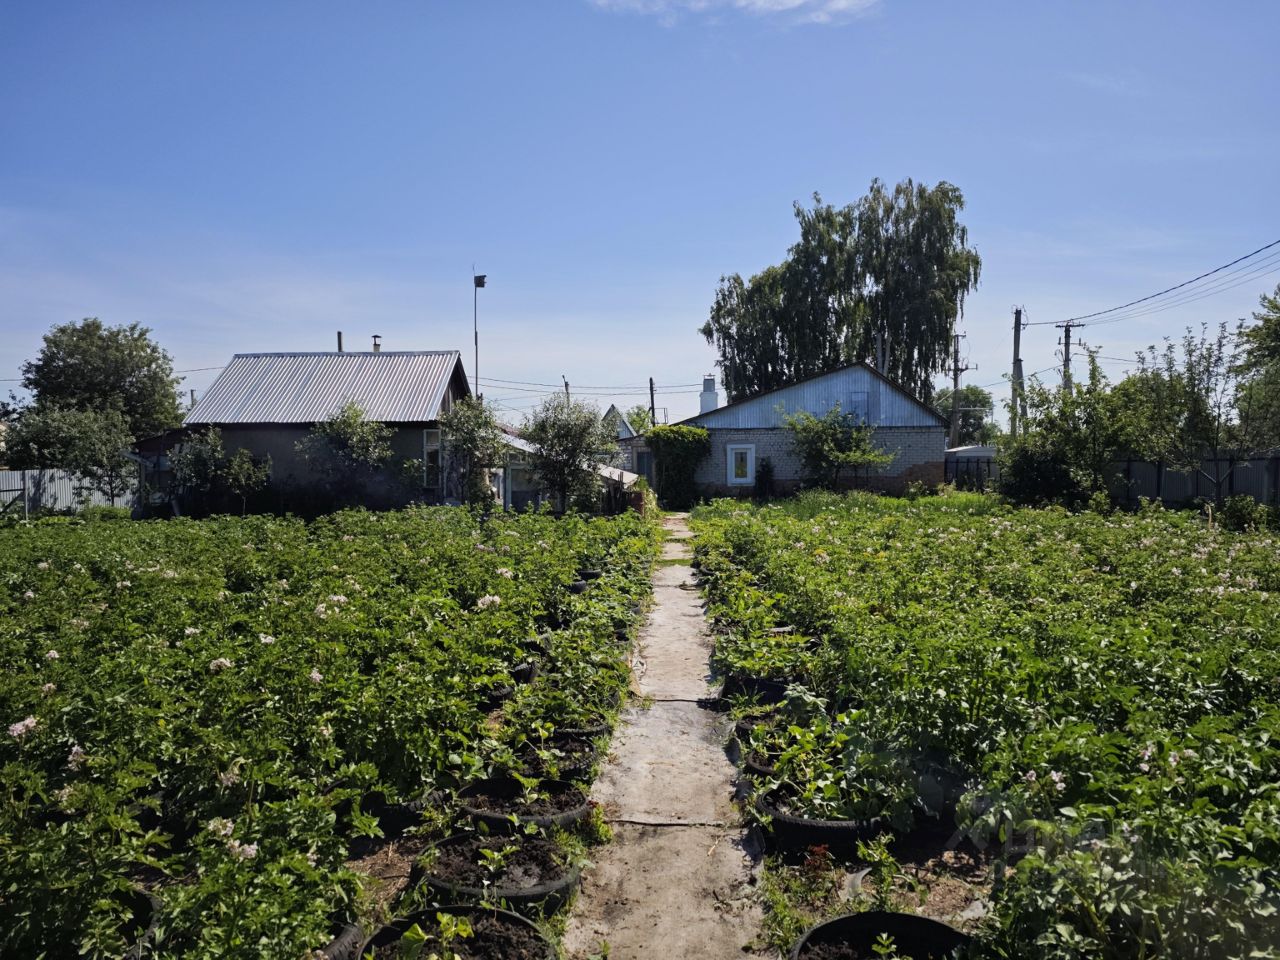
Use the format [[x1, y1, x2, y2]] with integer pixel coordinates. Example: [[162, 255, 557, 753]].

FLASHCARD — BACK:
[[700, 179, 981, 402]]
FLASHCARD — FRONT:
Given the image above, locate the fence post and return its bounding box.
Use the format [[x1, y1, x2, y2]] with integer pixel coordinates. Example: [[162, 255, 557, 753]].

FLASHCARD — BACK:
[[22, 469, 29, 520]]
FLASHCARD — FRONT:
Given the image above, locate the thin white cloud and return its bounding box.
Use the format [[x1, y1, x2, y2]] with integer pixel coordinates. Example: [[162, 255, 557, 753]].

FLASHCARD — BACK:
[[589, 0, 879, 25]]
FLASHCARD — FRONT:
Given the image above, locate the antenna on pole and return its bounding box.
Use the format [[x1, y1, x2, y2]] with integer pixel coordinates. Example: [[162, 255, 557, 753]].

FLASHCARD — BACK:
[[472, 270, 487, 397]]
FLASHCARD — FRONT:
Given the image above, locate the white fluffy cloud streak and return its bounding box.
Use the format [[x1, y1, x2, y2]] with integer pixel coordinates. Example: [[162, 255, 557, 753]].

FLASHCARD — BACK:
[[590, 0, 880, 25]]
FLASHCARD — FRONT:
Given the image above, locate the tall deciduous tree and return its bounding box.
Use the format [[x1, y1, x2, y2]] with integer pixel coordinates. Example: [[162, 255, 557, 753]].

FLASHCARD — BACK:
[[933, 385, 998, 446], [701, 179, 981, 403], [22, 318, 182, 439], [523, 395, 618, 511]]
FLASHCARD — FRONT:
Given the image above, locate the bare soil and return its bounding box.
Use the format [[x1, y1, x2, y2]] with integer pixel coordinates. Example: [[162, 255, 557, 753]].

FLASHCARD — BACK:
[[344, 834, 429, 913], [426, 834, 565, 890], [370, 913, 546, 960]]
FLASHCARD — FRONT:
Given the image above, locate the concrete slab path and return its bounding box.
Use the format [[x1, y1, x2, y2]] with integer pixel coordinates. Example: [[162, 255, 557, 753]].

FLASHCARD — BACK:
[[563, 514, 763, 959]]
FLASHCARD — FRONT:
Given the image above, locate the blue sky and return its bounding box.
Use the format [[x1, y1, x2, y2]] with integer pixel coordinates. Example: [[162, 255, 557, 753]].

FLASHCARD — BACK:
[[2, 0, 1278, 424]]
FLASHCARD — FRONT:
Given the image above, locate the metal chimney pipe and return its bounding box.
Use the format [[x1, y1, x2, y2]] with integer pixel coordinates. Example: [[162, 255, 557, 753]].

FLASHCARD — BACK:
[[372, 335, 382, 353], [337, 331, 343, 352]]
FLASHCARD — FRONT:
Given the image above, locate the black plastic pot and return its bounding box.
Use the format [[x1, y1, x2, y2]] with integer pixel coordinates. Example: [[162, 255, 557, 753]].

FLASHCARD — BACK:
[[458, 777, 591, 834], [413, 834, 583, 913], [756, 789, 885, 854], [567, 579, 590, 595], [576, 569, 604, 581], [356, 905, 555, 960], [790, 911, 970, 959]]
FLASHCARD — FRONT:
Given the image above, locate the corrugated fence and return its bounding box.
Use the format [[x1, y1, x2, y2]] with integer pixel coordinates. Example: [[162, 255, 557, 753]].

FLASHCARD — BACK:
[[0, 470, 138, 516], [946, 453, 1280, 506]]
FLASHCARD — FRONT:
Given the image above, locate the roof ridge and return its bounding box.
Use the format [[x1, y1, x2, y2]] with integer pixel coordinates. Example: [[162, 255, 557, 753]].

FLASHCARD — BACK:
[[231, 350, 460, 358]]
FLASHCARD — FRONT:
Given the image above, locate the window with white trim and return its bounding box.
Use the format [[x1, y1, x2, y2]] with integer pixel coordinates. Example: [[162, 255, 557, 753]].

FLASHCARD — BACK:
[[726, 444, 755, 485]]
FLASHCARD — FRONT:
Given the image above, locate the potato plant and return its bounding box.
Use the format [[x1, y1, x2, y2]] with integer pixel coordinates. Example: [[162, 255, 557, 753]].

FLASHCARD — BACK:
[[0, 506, 658, 959], [693, 491, 1280, 959]]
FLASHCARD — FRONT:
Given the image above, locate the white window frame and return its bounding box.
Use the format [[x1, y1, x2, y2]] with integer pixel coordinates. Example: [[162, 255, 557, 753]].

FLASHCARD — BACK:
[[726, 443, 756, 486]]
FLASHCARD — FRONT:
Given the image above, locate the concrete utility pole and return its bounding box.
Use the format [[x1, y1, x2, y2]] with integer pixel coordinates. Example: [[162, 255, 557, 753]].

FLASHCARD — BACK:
[[1057, 320, 1078, 390], [1010, 308, 1024, 440], [563, 376, 570, 400], [948, 332, 973, 449], [649, 377, 656, 426]]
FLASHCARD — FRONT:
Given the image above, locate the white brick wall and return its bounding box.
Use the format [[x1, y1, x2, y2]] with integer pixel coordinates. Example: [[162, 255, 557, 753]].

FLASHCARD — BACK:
[[694, 426, 946, 495]]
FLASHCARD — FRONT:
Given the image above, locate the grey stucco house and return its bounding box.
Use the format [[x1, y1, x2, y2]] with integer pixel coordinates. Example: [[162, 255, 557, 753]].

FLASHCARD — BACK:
[[622, 363, 948, 497]]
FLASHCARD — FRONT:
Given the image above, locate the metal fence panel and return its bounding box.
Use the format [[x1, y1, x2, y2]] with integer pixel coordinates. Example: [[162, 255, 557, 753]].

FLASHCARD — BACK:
[[0, 470, 137, 516]]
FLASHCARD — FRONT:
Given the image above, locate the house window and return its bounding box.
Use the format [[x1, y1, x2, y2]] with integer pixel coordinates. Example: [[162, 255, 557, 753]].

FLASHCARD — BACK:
[[726, 444, 755, 485]]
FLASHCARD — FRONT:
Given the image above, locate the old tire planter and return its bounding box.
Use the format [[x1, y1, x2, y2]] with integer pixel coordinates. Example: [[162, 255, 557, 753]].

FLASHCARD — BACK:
[[756, 789, 885, 854], [317, 923, 364, 960], [791, 911, 970, 959], [357, 905, 555, 960], [458, 777, 591, 834], [721, 673, 788, 704], [742, 750, 778, 779], [413, 834, 583, 913], [567, 579, 590, 595], [121, 888, 162, 960], [576, 569, 604, 581]]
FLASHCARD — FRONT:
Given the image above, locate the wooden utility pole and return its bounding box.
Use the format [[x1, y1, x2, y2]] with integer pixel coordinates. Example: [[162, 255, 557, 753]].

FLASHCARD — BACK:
[[1010, 308, 1024, 439], [947, 332, 973, 448], [1057, 321, 1078, 390], [562, 376, 570, 400], [649, 377, 656, 426]]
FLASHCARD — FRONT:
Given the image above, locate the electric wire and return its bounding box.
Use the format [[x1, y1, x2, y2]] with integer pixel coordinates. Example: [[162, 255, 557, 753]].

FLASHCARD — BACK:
[[1025, 238, 1280, 327]]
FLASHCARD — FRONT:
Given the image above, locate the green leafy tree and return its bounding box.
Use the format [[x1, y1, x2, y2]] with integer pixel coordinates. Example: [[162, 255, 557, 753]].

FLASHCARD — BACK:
[[934, 385, 998, 446], [221, 448, 272, 515], [646, 424, 709, 508], [998, 356, 1124, 506], [440, 396, 506, 506], [296, 402, 394, 504], [1135, 323, 1273, 506], [624, 404, 654, 435], [171, 426, 226, 503], [523, 395, 618, 511], [701, 180, 981, 403], [1238, 282, 1280, 373], [5, 405, 135, 505], [1235, 283, 1280, 450], [22, 318, 181, 439], [782, 404, 895, 490]]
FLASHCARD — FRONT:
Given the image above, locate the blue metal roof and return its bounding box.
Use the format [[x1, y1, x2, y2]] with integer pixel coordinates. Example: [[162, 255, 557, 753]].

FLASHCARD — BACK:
[[185, 351, 467, 425]]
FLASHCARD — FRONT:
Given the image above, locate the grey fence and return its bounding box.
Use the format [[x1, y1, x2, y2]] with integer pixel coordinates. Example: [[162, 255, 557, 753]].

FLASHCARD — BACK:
[[945, 453, 1280, 506], [0, 469, 138, 517]]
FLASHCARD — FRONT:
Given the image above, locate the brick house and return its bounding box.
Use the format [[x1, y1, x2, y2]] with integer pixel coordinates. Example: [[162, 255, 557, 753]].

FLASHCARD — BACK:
[[621, 363, 947, 497]]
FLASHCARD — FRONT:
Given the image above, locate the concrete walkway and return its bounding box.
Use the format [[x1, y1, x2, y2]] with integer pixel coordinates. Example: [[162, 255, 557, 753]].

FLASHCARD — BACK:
[[563, 514, 762, 959]]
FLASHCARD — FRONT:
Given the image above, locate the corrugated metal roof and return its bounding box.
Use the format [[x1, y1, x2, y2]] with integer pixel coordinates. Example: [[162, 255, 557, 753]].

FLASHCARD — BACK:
[[185, 351, 466, 425], [678, 362, 946, 430]]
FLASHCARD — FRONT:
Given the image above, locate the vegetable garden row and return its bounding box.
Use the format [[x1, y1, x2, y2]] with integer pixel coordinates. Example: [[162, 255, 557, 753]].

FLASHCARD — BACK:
[[693, 492, 1280, 959], [1, 507, 659, 958]]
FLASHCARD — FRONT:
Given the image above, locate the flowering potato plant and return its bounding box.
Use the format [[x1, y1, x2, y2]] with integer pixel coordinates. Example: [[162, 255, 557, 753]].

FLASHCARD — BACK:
[[0, 506, 658, 958], [692, 490, 1280, 958]]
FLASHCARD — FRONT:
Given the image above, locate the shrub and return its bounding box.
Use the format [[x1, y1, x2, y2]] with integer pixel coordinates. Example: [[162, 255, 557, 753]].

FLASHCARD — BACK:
[[647, 425, 710, 509]]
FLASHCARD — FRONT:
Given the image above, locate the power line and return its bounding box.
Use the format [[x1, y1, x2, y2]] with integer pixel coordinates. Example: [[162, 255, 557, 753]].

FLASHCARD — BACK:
[[1026, 238, 1280, 328], [1078, 254, 1280, 327]]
